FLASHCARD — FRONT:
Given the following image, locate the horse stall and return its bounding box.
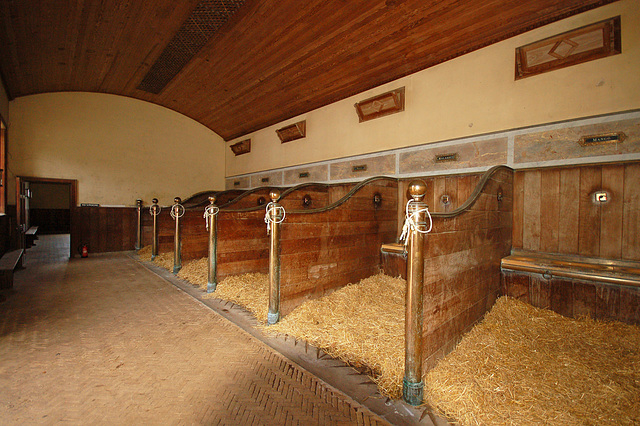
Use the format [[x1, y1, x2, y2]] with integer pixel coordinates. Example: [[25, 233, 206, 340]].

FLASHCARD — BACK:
[[278, 178, 398, 315], [382, 166, 513, 369], [502, 161, 640, 325]]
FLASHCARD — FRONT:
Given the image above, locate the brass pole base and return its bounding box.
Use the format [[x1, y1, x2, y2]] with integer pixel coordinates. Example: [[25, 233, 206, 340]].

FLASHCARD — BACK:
[[267, 312, 279, 325], [403, 378, 424, 406], [172, 266, 181, 274], [207, 282, 217, 293]]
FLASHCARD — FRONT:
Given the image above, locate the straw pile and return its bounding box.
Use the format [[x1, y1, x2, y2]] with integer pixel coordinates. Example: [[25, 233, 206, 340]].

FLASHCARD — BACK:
[[177, 257, 209, 290], [204, 273, 270, 323], [426, 296, 640, 425], [136, 245, 153, 261], [135, 245, 174, 271], [268, 273, 406, 398]]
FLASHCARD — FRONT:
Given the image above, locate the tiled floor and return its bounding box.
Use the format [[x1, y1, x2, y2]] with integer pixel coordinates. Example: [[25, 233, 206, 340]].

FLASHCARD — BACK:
[[0, 235, 387, 424]]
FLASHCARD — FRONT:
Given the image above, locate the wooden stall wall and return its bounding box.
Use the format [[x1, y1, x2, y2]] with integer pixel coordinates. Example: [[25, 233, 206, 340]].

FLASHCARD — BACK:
[[279, 180, 398, 315], [383, 172, 485, 279], [419, 167, 513, 370], [502, 272, 640, 325], [216, 210, 270, 280], [72, 206, 137, 255], [513, 161, 640, 261]]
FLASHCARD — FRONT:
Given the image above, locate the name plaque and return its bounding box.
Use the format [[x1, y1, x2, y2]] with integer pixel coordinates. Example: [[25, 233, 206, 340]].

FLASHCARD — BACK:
[[298, 172, 310, 178], [578, 132, 626, 147], [435, 153, 459, 163], [352, 164, 368, 172]]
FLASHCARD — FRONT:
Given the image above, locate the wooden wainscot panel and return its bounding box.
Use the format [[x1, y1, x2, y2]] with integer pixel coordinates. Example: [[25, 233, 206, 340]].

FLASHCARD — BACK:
[[354, 87, 404, 123], [225, 176, 250, 190], [514, 117, 640, 164], [250, 171, 283, 188], [399, 138, 507, 174], [283, 164, 329, 185], [229, 138, 251, 156], [329, 154, 395, 180], [515, 16, 621, 80], [276, 121, 306, 143]]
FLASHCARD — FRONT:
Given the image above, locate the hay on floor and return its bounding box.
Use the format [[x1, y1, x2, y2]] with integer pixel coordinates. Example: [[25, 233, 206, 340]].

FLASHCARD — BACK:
[[426, 296, 640, 426], [177, 257, 209, 290], [136, 245, 174, 272], [268, 273, 406, 399], [204, 273, 269, 323], [136, 245, 153, 261]]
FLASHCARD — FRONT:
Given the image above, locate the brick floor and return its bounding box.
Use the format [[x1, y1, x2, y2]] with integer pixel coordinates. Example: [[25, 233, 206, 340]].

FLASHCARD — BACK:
[[0, 235, 386, 425]]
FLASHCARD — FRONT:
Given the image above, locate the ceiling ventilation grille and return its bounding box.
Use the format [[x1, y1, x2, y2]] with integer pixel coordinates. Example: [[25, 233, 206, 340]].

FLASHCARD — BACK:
[[138, 0, 246, 94]]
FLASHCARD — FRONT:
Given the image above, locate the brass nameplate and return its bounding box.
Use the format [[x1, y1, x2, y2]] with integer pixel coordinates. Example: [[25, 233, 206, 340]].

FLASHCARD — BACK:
[[435, 153, 459, 163], [352, 164, 368, 172], [578, 132, 626, 147], [298, 172, 310, 178], [261, 177, 270, 183], [233, 181, 241, 186]]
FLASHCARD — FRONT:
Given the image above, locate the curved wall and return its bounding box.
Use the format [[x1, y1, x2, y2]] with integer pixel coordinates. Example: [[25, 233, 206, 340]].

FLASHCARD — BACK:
[[8, 92, 225, 206]]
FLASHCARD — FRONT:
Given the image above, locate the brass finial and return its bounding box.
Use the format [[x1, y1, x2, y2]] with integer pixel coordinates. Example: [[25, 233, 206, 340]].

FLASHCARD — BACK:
[[136, 199, 142, 206], [269, 189, 281, 203], [174, 197, 181, 204], [407, 180, 427, 201], [152, 198, 158, 204], [209, 195, 216, 205]]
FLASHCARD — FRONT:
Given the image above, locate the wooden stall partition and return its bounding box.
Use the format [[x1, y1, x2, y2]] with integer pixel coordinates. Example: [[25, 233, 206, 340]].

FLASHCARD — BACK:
[[141, 207, 173, 253], [176, 209, 208, 261], [279, 179, 398, 315], [512, 161, 640, 262], [216, 209, 270, 280], [418, 166, 514, 370], [395, 173, 483, 238], [72, 206, 137, 255]]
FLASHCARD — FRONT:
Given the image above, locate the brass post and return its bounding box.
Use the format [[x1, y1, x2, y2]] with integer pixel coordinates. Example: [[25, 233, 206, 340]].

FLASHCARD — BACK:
[[267, 190, 284, 325], [151, 198, 159, 260], [172, 197, 183, 274], [403, 180, 427, 406], [135, 199, 143, 250], [206, 196, 218, 293]]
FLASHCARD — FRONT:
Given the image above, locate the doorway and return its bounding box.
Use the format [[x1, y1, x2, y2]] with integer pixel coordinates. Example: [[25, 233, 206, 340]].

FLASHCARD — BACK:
[[16, 177, 77, 259]]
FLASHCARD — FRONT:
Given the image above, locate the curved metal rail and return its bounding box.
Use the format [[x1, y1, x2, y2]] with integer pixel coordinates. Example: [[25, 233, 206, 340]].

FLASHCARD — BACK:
[[221, 176, 397, 214], [176, 164, 512, 216], [429, 165, 512, 218]]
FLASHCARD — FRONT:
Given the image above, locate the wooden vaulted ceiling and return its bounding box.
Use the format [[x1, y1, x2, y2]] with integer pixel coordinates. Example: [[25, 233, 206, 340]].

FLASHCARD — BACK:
[[0, 0, 618, 141]]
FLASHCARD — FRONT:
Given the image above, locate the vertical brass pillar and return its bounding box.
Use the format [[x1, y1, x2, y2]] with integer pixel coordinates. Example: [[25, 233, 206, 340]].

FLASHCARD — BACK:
[[403, 180, 428, 406], [135, 199, 143, 250], [151, 198, 159, 260], [267, 190, 284, 325], [172, 197, 183, 274], [206, 196, 218, 293]]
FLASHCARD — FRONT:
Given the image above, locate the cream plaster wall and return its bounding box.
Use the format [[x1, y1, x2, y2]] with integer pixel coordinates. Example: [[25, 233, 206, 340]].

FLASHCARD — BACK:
[[8, 92, 225, 206], [226, 0, 640, 177]]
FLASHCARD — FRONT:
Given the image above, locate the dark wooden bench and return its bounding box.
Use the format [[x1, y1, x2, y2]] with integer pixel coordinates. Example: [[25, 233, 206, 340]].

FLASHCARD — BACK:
[[0, 249, 25, 289], [26, 226, 39, 248], [501, 250, 640, 325]]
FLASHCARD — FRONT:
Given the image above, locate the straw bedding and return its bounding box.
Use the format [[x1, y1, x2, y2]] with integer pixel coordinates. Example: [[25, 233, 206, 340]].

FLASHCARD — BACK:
[[135, 245, 175, 271], [177, 257, 209, 290], [203, 273, 269, 323], [133, 251, 640, 424], [268, 273, 406, 399], [426, 296, 640, 425]]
